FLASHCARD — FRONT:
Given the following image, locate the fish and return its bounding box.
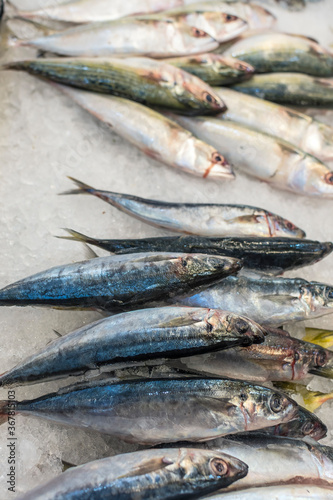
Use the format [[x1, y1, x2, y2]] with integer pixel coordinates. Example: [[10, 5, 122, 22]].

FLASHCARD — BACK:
[[175, 276, 333, 326], [53, 84, 233, 179], [274, 382, 333, 414], [16, 447, 248, 500], [207, 484, 333, 499], [303, 328, 333, 349], [0, 252, 242, 311], [9, 0, 185, 24], [3, 57, 225, 115], [158, 9, 248, 43], [222, 32, 333, 76], [169, 327, 333, 382], [166, 54, 254, 85], [11, 16, 219, 57], [0, 0, 3, 21], [170, 114, 333, 198], [231, 73, 333, 108], [0, 307, 266, 387], [173, 1, 276, 30], [214, 87, 333, 162], [0, 377, 298, 443], [60, 231, 332, 276], [64, 178, 306, 238]]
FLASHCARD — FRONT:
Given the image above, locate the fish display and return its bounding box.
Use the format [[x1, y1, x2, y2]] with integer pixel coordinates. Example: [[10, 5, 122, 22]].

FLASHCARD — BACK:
[[169, 327, 333, 382], [170, 114, 333, 197], [54, 85, 233, 179], [215, 87, 333, 162], [208, 484, 333, 499], [0, 377, 298, 443], [175, 276, 333, 325], [0, 307, 266, 387], [222, 32, 333, 76], [166, 54, 254, 85], [10, 0, 185, 24], [12, 16, 219, 57], [3, 57, 226, 115], [16, 447, 248, 500], [61, 230, 332, 275], [0, 252, 241, 310], [65, 178, 306, 238], [232, 73, 333, 107]]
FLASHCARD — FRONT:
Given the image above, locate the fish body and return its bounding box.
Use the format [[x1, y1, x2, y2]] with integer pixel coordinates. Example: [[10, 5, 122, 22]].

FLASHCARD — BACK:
[[232, 72, 333, 107], [2, 378, 298, 443], [177, 1, 276, 30], [170, 328, 333, 382], [16, 447, 248, 500], [14, 0, 184, 24], [0, 307, 266, 387], [208, 484, 333, 499], [171, 114, 333, 198], [66, 178, 306, 238], [55, 85, 232, 179], [0, 252, 241, 311], [15, 17, 219, 57], [4, 57, 225, 115], [166, 54, 254, 85], [176, 276, 333, 325], [223, 32, 333, 76], [63, 231, 331, 276], [215, 87, 333, 162]]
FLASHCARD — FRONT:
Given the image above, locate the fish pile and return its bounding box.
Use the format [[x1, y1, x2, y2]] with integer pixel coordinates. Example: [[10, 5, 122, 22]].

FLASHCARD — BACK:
[[1, 0, 333, 499]]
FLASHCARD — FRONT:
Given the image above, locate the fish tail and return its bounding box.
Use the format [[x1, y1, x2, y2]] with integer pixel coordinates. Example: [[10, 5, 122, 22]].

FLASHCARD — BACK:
[[0, 400, 16, 425], [57, 228, 95, 245], [61, 177, 96, 196], [303, 328, 333, 349], [302, 390, 333, 413]]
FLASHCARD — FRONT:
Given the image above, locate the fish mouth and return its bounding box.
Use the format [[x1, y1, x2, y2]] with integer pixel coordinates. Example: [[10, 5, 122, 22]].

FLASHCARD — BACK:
[[309, 359, 333, 379]]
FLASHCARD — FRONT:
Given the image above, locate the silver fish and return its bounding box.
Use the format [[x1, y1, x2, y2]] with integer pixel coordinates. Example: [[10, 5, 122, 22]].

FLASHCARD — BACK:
[[16, 448, 248, 500], [175, 276, 333, 326], [65, 177, 306, 238], [215, 87, 333, 162], [171, 114, 333, 198], [0, 307, 266, 387], [223, 32, 333, 76], [14, 16, 219, 57], [208, 484, 333, 499], [0, 377, 298, 443], [55, 84, 233, 179]]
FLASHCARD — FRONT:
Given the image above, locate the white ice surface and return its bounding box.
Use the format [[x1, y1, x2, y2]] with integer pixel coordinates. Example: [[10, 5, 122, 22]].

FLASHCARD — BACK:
[[1, 0, 333, 498]]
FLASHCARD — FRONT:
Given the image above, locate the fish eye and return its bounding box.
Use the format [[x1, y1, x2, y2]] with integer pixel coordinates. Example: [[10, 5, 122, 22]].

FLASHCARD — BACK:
[[315, 350, 327, 367], [326, 288, 333, 300], [294, 351, 300, 361], [202, 92, 219, 107], [224, 14, 237, 22], [234, 318, 249, 334], [302, 420, 315, 435], [286, 222, 295, 230], [269, 393, 284, 413], [210, 458, 228, 477], [325, 172, 333, 185], [212, 152, 225, 165], [240, 392, 247, 402], [191, 27, 208, 38]]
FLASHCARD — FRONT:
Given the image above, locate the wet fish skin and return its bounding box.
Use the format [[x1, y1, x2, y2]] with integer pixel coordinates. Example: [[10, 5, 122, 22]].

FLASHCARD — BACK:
[[55, 84, 232, 179], [0, 307, 266, 387], [13, 0, 184, 24], [61, 231, 332, 276], [15, 17, 219, 58], [65, 178, 306, 239], [207, 484, 333, 499], [175, 276, 333, 326], [232, 72, 333, 108], [168, 327, 333, 382], [171, 113, 333, 198], [3, 57, 225, 115], [1, 378, 298, 443], [166, 54, 254, 85], [223, 32, 333, 76], [215, 87, 333, 162], [16, 447, 248, 500], [0, 252, 242, 311]]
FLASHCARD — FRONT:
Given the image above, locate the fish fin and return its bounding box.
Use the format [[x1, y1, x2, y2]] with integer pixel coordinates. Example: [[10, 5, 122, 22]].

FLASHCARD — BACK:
[[157, 313, 207, 329], [303, 328, 333, 348], [0, 400, 11, 424], [82, 243, 99, 260], [62, 460, 77, 472], [53, 329, 63, 338], [301, 390, 333, 413], [118, 456, 174, 480], [60, 177, 95, 196], [10, 15, 55, 36], [0, 19, 19, 51], [314, 78, 333, 88], [286, 33, 319, 44]]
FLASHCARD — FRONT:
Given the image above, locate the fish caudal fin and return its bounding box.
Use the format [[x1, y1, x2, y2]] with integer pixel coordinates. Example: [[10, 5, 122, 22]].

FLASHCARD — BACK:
[[57, 228, 94, 245], [303, 328, 333, 349], [60, 177, 96, 196], [0, 400, 14, 425]]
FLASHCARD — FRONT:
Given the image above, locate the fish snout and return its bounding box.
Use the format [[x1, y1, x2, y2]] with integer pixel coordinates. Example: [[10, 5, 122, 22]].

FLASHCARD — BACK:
[[309, 348, 333, 379]]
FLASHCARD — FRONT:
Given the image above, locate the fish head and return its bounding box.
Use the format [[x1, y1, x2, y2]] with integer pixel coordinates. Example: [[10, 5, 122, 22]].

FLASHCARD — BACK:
[[194, 144, 234, 180], [179, 21, 219, 53], [220, 312, 267, 345], [184, 11, 247, 43], [297, 157, 333, 198], [266, 212, 306, 238], [175, 254, 242, 282], [223, 56, 255, 79], [300, 282, 333, 318], [307, 344, 333, 379], [268, 406, 327, 441], [175, 69, 226, 114], [175, 448, 248, 489], [238, 386, 299, 430]]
